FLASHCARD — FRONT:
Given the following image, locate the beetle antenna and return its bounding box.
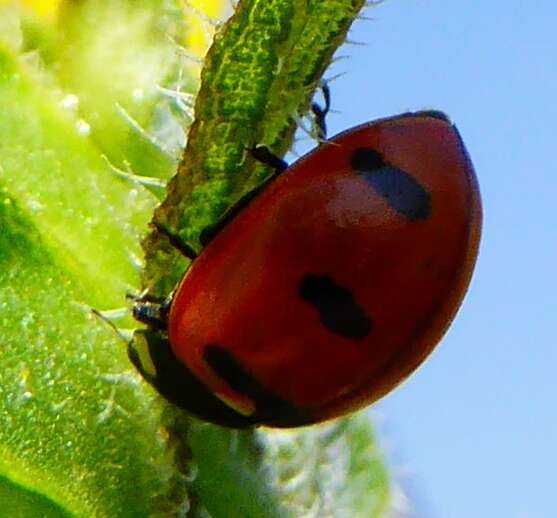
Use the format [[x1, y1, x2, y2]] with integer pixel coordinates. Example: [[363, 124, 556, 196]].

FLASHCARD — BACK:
[[91, 308, 134, 344]]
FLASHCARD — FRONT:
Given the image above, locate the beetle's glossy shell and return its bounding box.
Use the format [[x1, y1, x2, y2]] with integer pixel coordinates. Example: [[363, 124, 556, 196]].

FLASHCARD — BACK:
[[168, 112, 482, 427]]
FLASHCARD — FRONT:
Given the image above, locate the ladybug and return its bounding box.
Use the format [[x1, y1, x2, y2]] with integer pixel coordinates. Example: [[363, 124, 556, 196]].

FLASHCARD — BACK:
[[131, 109, 482, 428]]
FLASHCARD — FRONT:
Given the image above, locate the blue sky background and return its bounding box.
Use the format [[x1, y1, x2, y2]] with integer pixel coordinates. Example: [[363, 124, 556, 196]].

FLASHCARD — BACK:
[[321, 2, 556, 517]]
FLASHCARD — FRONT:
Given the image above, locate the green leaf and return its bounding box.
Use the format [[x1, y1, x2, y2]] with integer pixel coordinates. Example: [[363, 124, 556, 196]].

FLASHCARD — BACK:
[[0, 476, 71, 518], [0, 40, 192, 515]]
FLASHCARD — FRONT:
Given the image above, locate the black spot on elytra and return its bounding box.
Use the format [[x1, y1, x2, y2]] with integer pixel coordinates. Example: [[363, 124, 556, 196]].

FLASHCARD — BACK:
[[299, 274, 372, 340], [350, 147, 431, 221], [203, 345, 310, 425]]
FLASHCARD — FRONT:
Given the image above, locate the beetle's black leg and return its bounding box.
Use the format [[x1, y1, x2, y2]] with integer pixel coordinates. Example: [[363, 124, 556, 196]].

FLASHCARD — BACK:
[[152, 221, 198, 260], [249, 145, 288, 175], [311, 81, 331, 139]]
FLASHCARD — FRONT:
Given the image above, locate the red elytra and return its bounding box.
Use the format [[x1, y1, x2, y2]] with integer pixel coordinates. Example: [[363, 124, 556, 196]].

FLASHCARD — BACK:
[[143, 111, 481, 428]]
